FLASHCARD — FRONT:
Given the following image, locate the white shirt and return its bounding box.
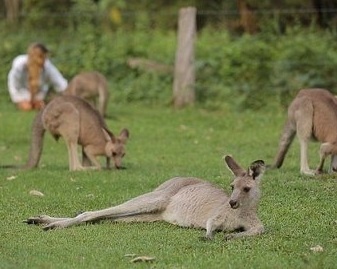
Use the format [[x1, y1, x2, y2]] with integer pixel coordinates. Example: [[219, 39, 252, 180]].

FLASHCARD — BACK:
[[8, 55, 68, 103]]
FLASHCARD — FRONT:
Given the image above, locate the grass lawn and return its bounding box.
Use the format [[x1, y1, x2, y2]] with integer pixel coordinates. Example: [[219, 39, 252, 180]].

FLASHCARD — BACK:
[[0, 95, 336, 269]]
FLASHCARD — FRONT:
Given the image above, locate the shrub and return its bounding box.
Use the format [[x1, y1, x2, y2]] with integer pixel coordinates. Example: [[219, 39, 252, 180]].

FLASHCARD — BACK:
[[271, 28, 337, 107], [1, 24, 337, 111]]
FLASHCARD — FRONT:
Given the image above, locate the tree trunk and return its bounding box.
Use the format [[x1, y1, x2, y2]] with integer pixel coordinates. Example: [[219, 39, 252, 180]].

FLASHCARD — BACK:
[[237, 0, 258, 34], [312, 0, 337, 27], [5, 0, 20, 23], [173, 7, 196, 108]]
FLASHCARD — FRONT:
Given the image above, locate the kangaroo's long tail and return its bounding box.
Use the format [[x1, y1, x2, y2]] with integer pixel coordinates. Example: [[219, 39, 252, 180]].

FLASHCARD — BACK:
[[271, 119, 296, 169], [25, 110, 46, 169]]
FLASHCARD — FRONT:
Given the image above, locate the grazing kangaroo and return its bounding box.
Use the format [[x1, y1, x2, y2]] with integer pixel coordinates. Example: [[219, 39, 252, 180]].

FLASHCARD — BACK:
[[271, 88, 337, 175], [25, 95, 129, 171], [25, 155, 265, 241], [64, 71, 109, 117]]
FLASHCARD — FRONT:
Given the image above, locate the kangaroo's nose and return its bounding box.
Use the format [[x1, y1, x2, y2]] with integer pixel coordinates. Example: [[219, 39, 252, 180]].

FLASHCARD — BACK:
[[115, 164, 126, 170], [229, 200, 239, 209]]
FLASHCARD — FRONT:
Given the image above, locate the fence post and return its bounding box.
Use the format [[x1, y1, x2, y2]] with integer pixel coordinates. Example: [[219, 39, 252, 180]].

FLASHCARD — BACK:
[[4, 0, 20, 23], [173, 7, 196, 108]]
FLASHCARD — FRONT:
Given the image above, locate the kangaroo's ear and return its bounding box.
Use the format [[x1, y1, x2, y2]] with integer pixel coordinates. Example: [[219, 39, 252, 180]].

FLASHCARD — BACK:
[[248, 160, 265, 180], [224, 155, 245, 176], [118, 128, 129, 143], [102, 128, 116, 143]]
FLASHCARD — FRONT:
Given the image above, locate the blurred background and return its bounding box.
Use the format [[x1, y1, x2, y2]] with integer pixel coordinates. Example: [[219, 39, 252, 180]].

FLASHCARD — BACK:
[[1, 0, 337, 110]]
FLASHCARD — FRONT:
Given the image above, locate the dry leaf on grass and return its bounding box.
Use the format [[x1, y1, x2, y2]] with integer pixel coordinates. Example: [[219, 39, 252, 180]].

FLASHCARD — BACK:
[[6, 175, 16, 180], [130, 256, 155, 263], [14, 155, 22, 161], [29, 190, 45, 197], [310, 245, 323, 252], [124, 254, 137, 257], [124, 254, 155, 263], [86, 193, 95, 199], [179, 124, 188, 131]]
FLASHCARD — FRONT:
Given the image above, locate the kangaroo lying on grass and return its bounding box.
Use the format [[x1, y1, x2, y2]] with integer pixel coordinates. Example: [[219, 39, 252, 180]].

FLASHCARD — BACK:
[[271, 88, 337, 175], [25, 155, 265, 241], [64, 71, 109, 117], [25, 95, 129, 171]]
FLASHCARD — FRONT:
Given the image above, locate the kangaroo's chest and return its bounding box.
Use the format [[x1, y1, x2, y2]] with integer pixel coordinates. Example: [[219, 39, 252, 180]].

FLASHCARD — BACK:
[[210, 207, 257, 232], [161, 184, 228, 229]]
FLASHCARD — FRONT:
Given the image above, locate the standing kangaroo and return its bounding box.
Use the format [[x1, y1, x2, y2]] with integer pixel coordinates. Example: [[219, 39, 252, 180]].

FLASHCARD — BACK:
[[25, 95, 129, 171], [271, 88, 337, 175], [64, 71, 109, 117], [25, 155, 265, 241]]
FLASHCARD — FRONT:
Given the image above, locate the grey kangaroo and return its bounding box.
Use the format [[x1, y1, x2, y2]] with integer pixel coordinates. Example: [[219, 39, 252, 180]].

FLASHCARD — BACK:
[[64, 71, 109, 117], [25, 155, 265, 241], [25, 95, 129, 171], [271, 88, 337, 175]]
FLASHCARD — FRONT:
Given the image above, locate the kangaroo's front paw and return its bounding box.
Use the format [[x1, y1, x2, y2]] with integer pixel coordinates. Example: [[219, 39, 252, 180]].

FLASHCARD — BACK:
[[330, 167, 337, 173], [315, 169, 324, 175], [23, 215, 51, 225], [199, 235, 213, 242], [224, 233, 236, 241]]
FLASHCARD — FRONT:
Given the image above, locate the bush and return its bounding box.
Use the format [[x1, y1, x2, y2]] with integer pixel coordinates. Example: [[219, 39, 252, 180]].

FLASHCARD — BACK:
[[196, 30, 276, 110], [1, 24, 337, 111], [271, 28, 337, 107], [196, 28, 337, 110]]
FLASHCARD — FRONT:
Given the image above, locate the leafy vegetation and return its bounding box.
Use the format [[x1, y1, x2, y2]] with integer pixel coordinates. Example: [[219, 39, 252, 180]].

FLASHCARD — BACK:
[[1, 26, 337, 110], [2, 1, 337, 111]]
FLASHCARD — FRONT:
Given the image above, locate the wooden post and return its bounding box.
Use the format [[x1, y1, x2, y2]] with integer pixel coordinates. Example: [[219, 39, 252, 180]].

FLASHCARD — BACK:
[[4, 0, 20, 23], [173, 7, 196, 108]]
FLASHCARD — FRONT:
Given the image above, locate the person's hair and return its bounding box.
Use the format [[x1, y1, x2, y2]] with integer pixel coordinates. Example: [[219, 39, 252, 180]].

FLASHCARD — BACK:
[[27, 43, 49, 100], [27, 43, 49, 54]]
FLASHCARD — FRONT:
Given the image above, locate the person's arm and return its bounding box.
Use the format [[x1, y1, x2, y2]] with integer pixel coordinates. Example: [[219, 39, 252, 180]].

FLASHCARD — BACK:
[[44, 59, 68, 92], [7, 55, 30, 103]]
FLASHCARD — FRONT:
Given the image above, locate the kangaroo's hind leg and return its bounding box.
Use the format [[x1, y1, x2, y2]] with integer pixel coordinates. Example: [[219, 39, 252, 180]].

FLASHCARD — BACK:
[[295, 100, 315, 175], [56, 104, 86, 171], [24, 215, 71, 225], [26, 189, 172, 230], [98, 86, 109, 117], [43, 102, 84, 171]]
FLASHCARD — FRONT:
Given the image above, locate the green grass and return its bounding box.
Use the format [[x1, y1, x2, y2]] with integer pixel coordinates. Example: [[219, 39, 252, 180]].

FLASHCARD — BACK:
[[0, 96, 336, 269]]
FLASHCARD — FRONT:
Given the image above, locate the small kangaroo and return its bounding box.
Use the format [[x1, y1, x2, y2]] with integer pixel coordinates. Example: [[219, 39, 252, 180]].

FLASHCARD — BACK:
[[25, 95, 129, 171], [64, 71, 109, 117], [271, 88, 337, 175], [25, 155, 265, 241]]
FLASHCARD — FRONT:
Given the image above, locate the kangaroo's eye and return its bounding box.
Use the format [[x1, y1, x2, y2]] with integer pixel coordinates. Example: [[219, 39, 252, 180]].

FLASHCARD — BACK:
[[231, 185, 234, 191], [112, 152, 117, 157], [243, 187, 251, 193]]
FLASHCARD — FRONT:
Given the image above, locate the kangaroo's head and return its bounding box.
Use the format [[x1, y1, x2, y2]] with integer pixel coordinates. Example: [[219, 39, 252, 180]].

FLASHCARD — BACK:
[[224, 155, 265, 210], [103, 128, 129, 169]]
